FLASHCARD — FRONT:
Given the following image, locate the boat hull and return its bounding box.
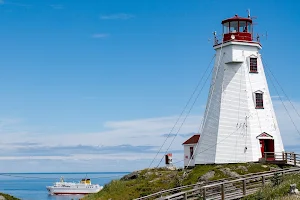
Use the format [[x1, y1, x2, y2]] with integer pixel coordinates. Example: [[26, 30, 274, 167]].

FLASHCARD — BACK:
[[47, 186, 101, 195]]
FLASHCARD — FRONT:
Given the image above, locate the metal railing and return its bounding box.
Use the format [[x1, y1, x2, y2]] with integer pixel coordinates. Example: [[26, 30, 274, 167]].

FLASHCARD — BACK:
[[212, 32, 261, 46]]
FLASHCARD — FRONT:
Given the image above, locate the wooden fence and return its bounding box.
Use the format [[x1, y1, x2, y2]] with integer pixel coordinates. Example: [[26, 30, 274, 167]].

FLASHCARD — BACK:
[[135, 152, 300, 200], [263, 152, 300, 167], [158, 167, 300, 200]]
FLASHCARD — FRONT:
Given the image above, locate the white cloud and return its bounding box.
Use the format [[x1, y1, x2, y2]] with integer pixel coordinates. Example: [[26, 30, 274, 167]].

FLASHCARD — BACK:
[[91, 33, 109, 38], [1, 98, 300, 172], [0, 114, 201, 171], [100, 13, 134, 20], [0, 115, 202, 148]]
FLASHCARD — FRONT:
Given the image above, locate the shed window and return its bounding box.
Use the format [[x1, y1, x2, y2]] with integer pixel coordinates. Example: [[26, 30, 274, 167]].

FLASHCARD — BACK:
[[250, 58, 258, 73], [255, 93, 264, 109]]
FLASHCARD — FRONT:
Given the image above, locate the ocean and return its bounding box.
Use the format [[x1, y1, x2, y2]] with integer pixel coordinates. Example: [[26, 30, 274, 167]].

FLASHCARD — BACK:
[[0, 172, 129, 200]]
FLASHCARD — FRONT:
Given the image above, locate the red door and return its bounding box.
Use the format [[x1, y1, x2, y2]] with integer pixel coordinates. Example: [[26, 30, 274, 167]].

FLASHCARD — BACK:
[[268, 140, 275, 152], [259, 140, 265, 157], [266, 140, 275, 160], [259, 139, 275, 160]]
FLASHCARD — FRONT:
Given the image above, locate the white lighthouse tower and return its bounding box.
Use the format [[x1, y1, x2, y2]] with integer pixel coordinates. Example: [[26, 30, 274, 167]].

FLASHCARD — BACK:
[[195, 14, 284, 164]]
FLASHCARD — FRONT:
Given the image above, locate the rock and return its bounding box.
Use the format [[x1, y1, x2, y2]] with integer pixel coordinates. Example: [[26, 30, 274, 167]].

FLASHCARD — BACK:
[[290, 183, 300, 194], [237, 165, 248, 172], [270, 167, 279, 171], [121, 171, 140, 180], [166, 174, 176, 179], [198, 171, 215, 182], [0, 196, 5, 200], [143, 171, 153, 178], [149, 178, 160, 183], [166, 165, 177, 171], [220, 168, 240, 178], [182, 171, 188, 179], [262, 165, 269, 168]]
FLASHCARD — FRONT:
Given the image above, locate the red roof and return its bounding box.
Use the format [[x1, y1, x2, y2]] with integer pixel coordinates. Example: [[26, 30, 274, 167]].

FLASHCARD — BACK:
[[222, 15, 252, 24], [182, 134, 200, 145]]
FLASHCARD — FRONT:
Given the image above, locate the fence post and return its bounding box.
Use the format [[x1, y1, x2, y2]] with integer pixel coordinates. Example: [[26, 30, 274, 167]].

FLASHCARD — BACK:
[[294, 153, 297, 166], [184, 192, 187, 200], [285, 152, 288, 162], [264, 152, 267, 161], [221, 184, 225, 200], [203, 187, 206, 200], [243, 179, 246, 195], [262, 175, 265, 186]]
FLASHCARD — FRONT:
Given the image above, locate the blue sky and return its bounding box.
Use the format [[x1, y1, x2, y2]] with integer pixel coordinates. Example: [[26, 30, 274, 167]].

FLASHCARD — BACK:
[[0, 0, 300, 172]]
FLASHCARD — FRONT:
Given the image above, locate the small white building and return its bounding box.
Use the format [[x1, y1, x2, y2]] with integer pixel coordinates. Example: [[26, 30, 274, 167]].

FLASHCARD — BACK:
[[182, 134, 200, 167], [195, 14, 284, 164]]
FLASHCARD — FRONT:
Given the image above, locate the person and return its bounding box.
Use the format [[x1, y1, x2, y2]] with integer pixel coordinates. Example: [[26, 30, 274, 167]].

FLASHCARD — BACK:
[[243, 26, 248, 32]]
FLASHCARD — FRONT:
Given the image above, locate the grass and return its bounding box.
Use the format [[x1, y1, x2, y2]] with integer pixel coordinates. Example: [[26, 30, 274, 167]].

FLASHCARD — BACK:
[[243, 173, 300, 200], [183, 162, 272, 184], [0, 193, 20, 200], [83, 163, 279, 200], [83, 168, 182, 200]]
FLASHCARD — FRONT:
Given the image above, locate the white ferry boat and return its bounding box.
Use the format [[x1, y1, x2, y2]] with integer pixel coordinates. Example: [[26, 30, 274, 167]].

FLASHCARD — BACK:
[[46, 177, 103, 195]]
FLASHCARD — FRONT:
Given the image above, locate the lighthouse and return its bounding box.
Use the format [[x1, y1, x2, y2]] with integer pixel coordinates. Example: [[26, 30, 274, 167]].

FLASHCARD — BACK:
[[194, 15, 284, 164]]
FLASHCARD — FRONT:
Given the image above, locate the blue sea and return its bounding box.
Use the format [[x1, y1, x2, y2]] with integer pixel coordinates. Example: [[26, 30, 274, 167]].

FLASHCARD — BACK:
[[0, 172, 129, 200]]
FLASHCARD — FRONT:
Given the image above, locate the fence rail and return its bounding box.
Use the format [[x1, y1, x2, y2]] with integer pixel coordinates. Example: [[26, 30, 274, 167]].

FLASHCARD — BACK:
[[263, 152, 300, 167], [135, 152, 300, 200], [159, 167, 300, 200]]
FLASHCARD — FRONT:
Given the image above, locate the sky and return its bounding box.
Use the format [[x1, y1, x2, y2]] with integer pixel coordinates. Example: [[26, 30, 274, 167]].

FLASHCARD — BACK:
[[0, 0, 300, 172]]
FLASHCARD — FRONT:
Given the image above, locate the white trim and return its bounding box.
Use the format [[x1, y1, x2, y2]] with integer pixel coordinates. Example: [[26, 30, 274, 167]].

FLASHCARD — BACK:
[[256, 132, 273, 139], [214, 41, 262, 50], [253, 91, 264, 108], [254, 90, 264, 94], [247, 56, 259, 73], [257, 137, 274, 140]]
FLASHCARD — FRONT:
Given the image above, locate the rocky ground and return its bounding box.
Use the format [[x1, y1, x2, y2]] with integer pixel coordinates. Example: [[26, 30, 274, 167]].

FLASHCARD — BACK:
[[83, 163, 278, 200]]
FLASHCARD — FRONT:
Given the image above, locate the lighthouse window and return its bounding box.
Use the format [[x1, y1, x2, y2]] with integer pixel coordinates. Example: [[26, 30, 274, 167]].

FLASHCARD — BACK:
[[250, 58, 258, 73], [255, 93, 264, 109]]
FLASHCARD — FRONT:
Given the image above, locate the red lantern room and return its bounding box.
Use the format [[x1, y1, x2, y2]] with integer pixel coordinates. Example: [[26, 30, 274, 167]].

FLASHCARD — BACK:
[[222, 14, 253, 42]]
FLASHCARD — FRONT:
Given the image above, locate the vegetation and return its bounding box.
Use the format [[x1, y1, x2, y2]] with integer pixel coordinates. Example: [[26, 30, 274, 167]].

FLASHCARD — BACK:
[[243, 173, 300, 200], [0, 193, 20, 200], [83, 163, 277, 200]]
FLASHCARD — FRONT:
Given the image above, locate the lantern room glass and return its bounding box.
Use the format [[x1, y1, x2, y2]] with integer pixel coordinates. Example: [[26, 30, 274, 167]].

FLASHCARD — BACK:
[[223, 22, 229, 34], [229, 21, 238, 33], [239, 21, 247, 32], [223, 20, 252, 34]]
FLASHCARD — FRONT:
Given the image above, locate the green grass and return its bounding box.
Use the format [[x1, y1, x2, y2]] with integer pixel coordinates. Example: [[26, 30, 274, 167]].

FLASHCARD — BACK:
[[83, 168, 181, 200], [243, 173, 300, 200], [82, 163, 279, 200], [182, 163, 272, 184], [0, 193, 20, 200]]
